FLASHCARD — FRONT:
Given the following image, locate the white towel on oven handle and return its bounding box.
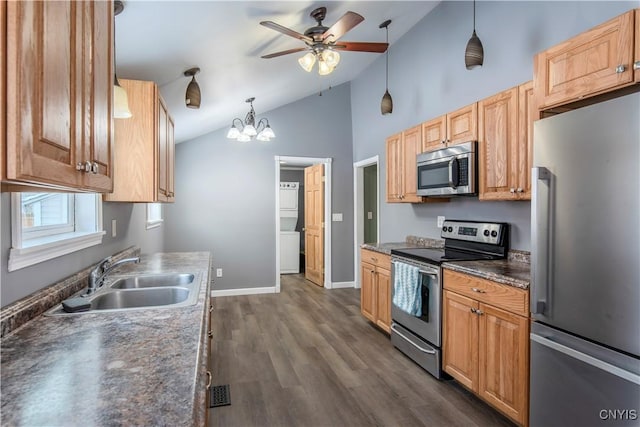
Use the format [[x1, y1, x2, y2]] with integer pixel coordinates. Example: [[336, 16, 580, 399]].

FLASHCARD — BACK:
[[392, 261, 422, 316]]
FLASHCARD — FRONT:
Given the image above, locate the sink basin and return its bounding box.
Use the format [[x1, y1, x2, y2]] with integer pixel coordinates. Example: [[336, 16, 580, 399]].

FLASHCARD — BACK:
[[90, 287, 190, 310], [110, 273, 195, 289]]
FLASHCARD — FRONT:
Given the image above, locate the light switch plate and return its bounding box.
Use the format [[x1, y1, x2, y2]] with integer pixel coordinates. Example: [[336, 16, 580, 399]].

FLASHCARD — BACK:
[[332, 213, 343, 222], [437, 216, 445, 228], [216, 268, 223, 278], [367, 211, 373, 220], [111, 219, 117, 237]]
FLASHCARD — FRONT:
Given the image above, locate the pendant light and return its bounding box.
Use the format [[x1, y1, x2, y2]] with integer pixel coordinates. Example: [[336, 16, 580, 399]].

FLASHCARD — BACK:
[[226, 98, 275, 142], [184, 67, 201, 109], [113, 0, 132, 119], [464, 0, 484, 70], [380, 19, 393, 115]]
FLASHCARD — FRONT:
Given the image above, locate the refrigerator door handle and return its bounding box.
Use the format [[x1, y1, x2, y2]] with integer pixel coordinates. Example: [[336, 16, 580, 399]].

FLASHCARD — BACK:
[[530, 333, 640, 385], [531, 167, 551, 314]]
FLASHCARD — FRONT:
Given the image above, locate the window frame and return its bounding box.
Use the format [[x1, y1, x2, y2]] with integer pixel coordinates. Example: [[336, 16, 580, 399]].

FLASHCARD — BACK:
[[20, 193, 75, 240], [146, 203, 163, 230], [9, 193, 105, 272]]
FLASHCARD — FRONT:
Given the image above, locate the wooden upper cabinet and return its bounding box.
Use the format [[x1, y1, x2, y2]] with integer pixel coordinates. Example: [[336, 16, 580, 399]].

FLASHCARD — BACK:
[[385, 133, 403, 202], [534, 9, 635, 110], [105, 79, 175, 203], [479, 82, 534, 201], [635, 9, 640, 82], [4, 0, 113, 192], [401, 125, 423, 203], [421, 104, 477, 153]]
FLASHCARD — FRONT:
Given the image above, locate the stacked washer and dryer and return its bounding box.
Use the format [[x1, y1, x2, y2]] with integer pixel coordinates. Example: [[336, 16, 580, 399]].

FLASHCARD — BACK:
[[280, 182, 300, 274]]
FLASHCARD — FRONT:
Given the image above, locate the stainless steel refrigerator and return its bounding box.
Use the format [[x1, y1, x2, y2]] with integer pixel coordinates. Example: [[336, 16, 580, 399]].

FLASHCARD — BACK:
[[530, 92, 640, 427]]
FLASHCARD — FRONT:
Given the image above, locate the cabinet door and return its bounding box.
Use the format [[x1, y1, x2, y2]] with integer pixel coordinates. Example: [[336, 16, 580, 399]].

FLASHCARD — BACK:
[[534, 10, 634, 109], [82, 0, 113, 192], [1, 0, 6, 181], [401, 125, 423, 203], [517, 81, 535, 200], [360, 262, 377, 322], [443, 290, 479, 392], [478, 87, 518, 200], [421, 116, 446, 152], [6, 1, 84, 188], [157, 97, 169, 202], [478, 303, 529, 426], [635, 9, 640, 82], [447, 103, 477, 146], [385, 133, 403, 203], [375, 267, 391, 333], [167, 115, 175, 202]]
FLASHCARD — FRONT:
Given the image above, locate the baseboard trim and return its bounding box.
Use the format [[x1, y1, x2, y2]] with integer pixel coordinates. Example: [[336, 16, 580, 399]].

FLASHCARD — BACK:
[[331, 281, 356, 289], [211, 286, 277, 297]]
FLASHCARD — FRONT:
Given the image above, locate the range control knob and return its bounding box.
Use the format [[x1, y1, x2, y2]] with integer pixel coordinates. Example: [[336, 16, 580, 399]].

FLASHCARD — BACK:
[[491, 230, 498, 238], [447, 226, 454, 232], [483, 230, 490, 237]]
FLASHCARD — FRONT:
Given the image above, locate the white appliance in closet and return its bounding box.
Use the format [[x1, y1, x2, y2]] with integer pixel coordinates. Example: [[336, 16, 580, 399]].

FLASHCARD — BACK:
[[280, 182, 300, 274]]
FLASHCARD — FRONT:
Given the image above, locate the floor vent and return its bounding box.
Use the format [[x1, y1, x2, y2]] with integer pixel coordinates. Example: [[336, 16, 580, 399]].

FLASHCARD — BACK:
[[210, 384, 231, 408]]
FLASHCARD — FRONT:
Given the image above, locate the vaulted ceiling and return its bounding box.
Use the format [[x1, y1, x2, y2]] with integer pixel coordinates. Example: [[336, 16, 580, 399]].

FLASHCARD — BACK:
[[115, 1, 440, 143]]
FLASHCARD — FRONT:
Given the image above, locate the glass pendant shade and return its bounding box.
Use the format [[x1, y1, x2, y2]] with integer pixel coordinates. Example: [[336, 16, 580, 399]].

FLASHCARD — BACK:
[[256, 132, 270, 142], [318, 60, 334, 76], [321, 50, 340, 68], [113, 80, 132, 119], [237, 133, 251, 142], [261, 125, 275, 139], [298, 52, 316, 72], [226, 125, 240, 139], [242, 124, 257, 136], [465, 30, 484, 69], [381, 90, 393, 115], [185, 76, 201, 109]]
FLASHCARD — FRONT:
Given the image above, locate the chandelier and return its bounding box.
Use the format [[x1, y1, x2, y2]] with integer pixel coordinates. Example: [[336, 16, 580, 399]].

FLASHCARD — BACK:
[[226, 97, 275, 142]]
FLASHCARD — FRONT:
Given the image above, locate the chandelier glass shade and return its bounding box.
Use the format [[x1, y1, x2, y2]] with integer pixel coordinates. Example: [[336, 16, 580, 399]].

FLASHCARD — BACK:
[[226, 98, 275, 142]]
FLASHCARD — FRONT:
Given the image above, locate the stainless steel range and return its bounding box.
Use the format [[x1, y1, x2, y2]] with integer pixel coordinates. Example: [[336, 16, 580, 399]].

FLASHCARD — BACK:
[[390, 220, 509, 379]]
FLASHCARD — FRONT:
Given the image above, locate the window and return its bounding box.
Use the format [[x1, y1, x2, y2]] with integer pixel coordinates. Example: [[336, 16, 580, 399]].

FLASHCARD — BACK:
[[9, 193, 104, 271], [146, 203, 163, 229]]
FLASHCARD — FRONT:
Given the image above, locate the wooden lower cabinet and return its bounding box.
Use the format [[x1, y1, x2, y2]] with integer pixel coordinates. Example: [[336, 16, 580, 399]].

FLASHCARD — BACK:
[[443, 270, 530, 426], [360, 249, 391, 333]]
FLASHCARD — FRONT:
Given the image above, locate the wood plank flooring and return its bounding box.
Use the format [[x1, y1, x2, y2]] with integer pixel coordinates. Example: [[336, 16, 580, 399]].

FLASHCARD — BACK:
[[210, 274, 515, 427]]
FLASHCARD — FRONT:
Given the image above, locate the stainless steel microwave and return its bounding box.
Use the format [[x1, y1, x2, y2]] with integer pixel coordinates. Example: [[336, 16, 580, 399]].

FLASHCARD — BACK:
[[416, 141, 477, 197]]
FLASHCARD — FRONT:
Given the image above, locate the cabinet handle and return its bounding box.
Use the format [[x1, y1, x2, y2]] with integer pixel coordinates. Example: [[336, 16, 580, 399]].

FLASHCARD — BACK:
[[209, 306, 214, 313], [516, 188, 524, 193], [76, 161, 92, 173], [634, 61, 640, 71], [471, 287, 486, 293], [206, 370, 212, 389], [91, 162, 99, 174], [615, 64, 626, 73], [470, 308, 484, 315], [370, 270, 375, 274], [208, 330, 213, 338], [509, 188, 515, 193], [371, 257, 378, 262], [441, 140, 446, 144]]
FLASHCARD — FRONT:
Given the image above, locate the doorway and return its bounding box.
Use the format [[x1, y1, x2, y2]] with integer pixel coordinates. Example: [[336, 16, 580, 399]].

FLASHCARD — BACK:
[[353, 156, 380, 289], [275, 156, 333, 292]]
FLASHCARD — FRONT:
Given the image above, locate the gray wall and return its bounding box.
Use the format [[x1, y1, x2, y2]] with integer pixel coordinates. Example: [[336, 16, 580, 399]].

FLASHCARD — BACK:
[[164, 82, 354, 290], [350, 1, 636, 250], [280, 169, 305, 251], [1, 195, 164, 307]]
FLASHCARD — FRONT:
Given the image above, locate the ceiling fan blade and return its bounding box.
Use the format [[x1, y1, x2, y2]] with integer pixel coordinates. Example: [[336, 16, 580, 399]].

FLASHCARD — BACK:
[[261, 47, 308, 59], [332, 41, 389, 53], [322, 11, 364, 42], [260, 21, 313, 43]]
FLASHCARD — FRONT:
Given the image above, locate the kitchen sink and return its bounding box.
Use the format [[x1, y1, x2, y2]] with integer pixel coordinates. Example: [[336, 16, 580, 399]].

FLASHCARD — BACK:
[[90, 287, 190, 310], [45, 272, 200, 316], [109, 273, 195, 289]]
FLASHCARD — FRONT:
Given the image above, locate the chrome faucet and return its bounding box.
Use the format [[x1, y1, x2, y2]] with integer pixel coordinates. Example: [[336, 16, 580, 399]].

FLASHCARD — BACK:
[[86, 256, 140, 295]]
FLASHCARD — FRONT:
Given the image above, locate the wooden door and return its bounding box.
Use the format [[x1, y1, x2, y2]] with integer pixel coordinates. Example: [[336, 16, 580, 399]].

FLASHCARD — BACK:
[[385, 133, 402, 202], [1, 0, 6, 181], [422, 116, 446, 152], [635, 9, 640, 82], [167, 115, 175, 201], [82, 0, 113, 192], [304, 163, 324, 287], [401, 125, 423, 203], [443, 290, 479, 392], [517, 81, 535, 200], [478, 87, 518, 200], [534, 10, 634, 109], [360, 263, 376, 322], [447, 103, 477, 145], [478, 303, 529, 426], [157, 97, 169, 202], [375, 267, 391, 333], [6, 1, 84, 188]]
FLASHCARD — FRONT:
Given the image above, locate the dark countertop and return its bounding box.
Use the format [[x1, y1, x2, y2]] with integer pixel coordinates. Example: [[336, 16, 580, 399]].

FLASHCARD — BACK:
[[362, 237, 444, 255], [443, 259, 530, 290], [0, 252, 211, 426]]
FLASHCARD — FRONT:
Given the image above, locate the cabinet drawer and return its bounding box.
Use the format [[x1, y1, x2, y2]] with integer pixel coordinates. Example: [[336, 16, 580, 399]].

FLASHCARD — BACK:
[[361, 249, 391, 270], [443, 270, 528, 317]]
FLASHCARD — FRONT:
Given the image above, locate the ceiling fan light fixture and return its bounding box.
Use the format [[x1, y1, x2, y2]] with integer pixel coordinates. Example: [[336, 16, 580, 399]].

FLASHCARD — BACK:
[[318, 59, 334, 76], [464, 0, 484, 70], [298, 52, 316, 72], [184, 67, 201, 109], [321, 49, 340, 68]]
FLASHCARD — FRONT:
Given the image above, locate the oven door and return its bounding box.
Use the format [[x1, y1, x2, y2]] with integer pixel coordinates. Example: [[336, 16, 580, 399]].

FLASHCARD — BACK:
[[391, 261, 441, 347], [417, 152, 475, 196]]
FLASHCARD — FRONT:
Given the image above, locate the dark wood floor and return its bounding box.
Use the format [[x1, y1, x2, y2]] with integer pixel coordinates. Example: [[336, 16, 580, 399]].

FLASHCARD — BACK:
[[209, 274, 515, 427]]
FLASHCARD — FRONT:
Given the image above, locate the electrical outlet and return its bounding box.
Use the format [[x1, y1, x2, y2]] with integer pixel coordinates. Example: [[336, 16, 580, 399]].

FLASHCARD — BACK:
[[437, 216, 445, 228], [111, 219, 117, 237], [332, 213, 343, 222], [216, 268, 223, 278]]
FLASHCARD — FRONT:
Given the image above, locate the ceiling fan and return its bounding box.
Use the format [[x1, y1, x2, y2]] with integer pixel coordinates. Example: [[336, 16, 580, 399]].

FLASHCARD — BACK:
[[260, 6, 388, 75]]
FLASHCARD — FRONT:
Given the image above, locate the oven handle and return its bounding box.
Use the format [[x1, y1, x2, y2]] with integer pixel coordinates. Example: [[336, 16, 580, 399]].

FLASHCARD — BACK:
[[419, 271, 438, 278], [391, 323, 436, 354]]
